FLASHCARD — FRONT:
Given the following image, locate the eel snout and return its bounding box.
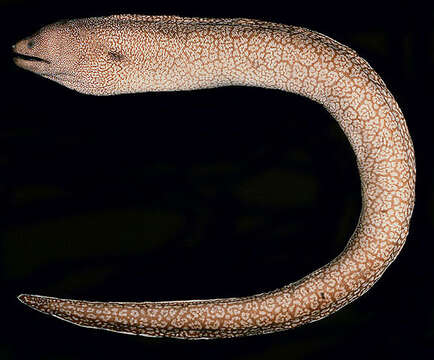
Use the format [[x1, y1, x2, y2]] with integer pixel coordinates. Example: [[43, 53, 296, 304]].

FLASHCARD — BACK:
[[12, 39, 51, 72]]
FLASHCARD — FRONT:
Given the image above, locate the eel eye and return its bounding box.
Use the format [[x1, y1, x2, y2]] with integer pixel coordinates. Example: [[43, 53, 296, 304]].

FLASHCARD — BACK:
[[27, 40, 34, 49]]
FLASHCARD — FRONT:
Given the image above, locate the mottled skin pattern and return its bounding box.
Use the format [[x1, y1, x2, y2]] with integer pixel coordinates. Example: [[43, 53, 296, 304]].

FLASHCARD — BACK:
[[13, 15, 415, 339]]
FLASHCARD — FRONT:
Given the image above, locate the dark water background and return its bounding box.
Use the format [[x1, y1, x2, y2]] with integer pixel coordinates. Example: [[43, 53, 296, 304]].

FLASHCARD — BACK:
[[1, 1, 433, 359]]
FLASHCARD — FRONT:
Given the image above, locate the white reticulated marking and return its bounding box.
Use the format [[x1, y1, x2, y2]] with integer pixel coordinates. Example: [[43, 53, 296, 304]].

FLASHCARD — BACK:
[[15, 15, 414, 339]]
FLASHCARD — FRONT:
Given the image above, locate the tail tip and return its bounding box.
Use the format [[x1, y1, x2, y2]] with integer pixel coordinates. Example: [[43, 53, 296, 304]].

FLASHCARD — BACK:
[[17, 293, 46, 309], [17, 293, 30, 304]]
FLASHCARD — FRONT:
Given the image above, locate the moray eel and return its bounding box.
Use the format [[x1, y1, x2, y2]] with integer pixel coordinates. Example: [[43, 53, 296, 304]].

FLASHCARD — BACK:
[[13, 15, 415, 339]]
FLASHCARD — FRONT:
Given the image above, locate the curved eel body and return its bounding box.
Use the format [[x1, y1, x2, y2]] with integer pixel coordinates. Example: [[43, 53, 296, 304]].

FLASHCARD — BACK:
[[13, 15, 415, 339]]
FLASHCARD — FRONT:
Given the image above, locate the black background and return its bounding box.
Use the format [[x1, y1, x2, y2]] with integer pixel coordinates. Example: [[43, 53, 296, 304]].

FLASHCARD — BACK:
[[1, 1, 433, 359]]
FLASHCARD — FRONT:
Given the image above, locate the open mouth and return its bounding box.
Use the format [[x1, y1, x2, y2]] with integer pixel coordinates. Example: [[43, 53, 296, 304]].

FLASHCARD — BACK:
[[13, 52, 50, 64]]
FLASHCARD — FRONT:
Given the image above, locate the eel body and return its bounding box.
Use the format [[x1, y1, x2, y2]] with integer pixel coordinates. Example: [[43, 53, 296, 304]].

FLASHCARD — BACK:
[[13, 15, 415, 339]]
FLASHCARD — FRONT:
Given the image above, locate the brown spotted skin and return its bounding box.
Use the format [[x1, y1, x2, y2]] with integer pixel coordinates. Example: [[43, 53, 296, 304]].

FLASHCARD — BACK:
[[14, 15, 415, 339]]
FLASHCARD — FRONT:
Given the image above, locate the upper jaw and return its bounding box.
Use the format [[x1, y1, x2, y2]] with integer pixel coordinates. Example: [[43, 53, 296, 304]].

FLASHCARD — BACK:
[[12, 39, 51, 72]]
